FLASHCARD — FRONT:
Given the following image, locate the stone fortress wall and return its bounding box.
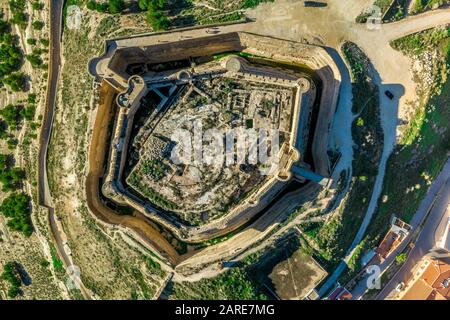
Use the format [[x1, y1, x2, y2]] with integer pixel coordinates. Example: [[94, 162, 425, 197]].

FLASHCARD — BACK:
[[87, 30, 341, 261], [99, 53, 313, 242]]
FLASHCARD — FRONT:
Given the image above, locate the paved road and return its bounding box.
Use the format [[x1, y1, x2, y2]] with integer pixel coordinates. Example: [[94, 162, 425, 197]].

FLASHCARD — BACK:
[[375, 159, 450, 299]]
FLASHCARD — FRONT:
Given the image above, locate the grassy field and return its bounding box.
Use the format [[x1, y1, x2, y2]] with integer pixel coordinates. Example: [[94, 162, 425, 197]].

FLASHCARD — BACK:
[[170, 267, 267, 300]]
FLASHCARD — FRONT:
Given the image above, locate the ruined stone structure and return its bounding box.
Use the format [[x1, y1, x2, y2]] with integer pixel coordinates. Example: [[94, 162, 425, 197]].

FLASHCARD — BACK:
[[88, 30, 341, 264]]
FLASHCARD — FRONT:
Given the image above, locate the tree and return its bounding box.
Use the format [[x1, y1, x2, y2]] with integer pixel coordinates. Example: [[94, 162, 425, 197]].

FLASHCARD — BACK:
[[109, 0, 126, 14], [10, 11, 27, 28], [27, 93, 37, 104], [0, 40, 23, 78], [20, 105, 36, 121], [26, 53, 43, 68], [87, 0, 99, 11], [1, 262, 21, 287], [0, 154, 10, 171], [0, 104, 22, 128], [0, 167, 25, 191], [0, 192, 32, 236], [138, 0, 149, 11], [7, 286, 20, 298], [139, 0, 169, 29], [2, 72, 26, 92], [1, 261, 22, 298], [40, 38, 49, 47], [31, 1, 44, 10], [27, 38, 37, 45], [9, 0, 27, 28], [147, 10, 169, 31], [0, 19, 10, 34], [32, 20, 44, 30], [395, 253, 407, 264]]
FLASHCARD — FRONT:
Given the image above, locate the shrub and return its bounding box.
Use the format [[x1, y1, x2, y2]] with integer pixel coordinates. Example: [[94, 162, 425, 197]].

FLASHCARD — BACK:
[[9, 0, 27, 28], [0, 19, 10, 34], [39, 38, 49, 47], [0, 154, 10, 171], [147, 10, 169, 31], [0, 192, 32, 236], [32, 1, 44, 10], [0, 104, 22, 128], [0, 40, 23, 78], [27, 53, 43, 68], [27, 38, 37, 45], [1, 261, 22, 298], [2, 72, 26, 92], [32, 21, 45, 30], [0, 167, 26, 191], [109, 0, 126, 14], [20, 105, 36, 121]]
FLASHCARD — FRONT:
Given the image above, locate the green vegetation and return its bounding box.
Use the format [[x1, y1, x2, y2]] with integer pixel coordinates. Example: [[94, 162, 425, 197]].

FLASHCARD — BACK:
[[301, 221, 323, 240], [347, 239, 368, 272], [32, 1, 44, 11], [367, 28, 450, 240], [32, 20, 45, 30], [9, 0, 27, 29], [139, 0, 170, 31], [198, 11, 243, 25], [3, 72, 26, 92], [303, 42, 383, 272], [128, 171, 179, 210], [0, 167, 25, 191], [395, 252, 407, 263], [171, 268, 267, 300], [241, 0, 273, 9], [50, 246, 64, 274], [356, 0, 407, 23], [21, 104, 36, 121], [0, 18, 9, 34], [383, 0, 408, 22], [1, 262, 22, 298], [87, 0, 126, 13], [0, 104, 22, 129], [87, 1, 109, 12], [0, 193, 32, 236], [141, 159, 168, 181], [412, 0, 450, 14], [391, 27, 449, 145], [0, 154, 9, 171], [391, 26, 450, 59], [0, 20, 24, 90], [146, 10, 170, 31], [108, 0, 126, 13], [26, 47, 45, 69], [145, 256, 163, 275], [40, 38, 49, 47], [27, 38, 37, 46]]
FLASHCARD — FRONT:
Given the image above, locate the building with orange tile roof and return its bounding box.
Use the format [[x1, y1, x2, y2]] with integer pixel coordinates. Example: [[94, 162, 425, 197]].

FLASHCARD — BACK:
[[402, 258, 450, 300]]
